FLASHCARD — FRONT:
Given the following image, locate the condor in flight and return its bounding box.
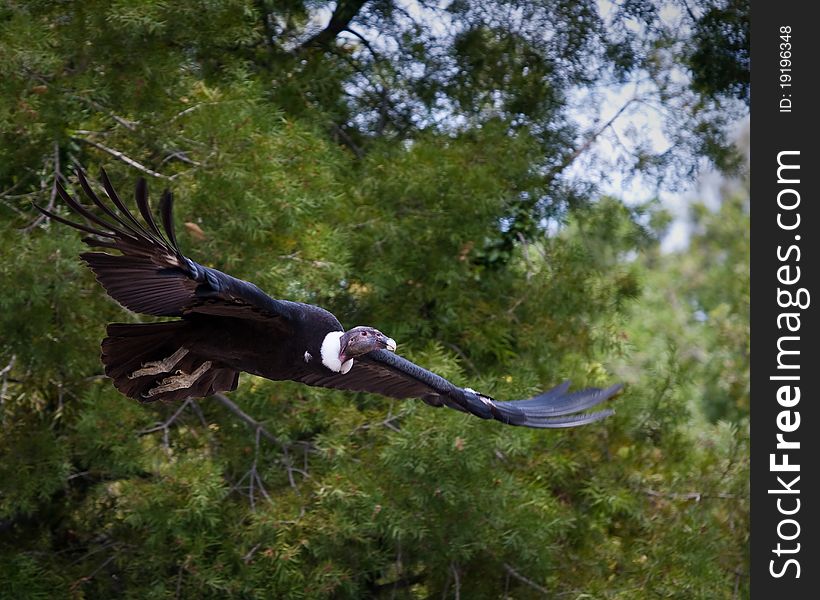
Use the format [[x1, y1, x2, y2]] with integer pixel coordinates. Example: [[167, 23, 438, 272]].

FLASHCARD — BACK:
[[35, 169, 621, 428]]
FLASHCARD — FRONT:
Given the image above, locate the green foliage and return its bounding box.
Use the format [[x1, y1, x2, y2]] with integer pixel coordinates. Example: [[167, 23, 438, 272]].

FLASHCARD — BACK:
[[621, 183, 750, 423], [688, 0, 750, 103], [0, 1, 748, 597]]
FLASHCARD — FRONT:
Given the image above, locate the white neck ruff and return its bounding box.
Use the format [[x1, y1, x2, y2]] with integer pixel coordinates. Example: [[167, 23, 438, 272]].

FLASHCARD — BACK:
[[320, 331, 353, 374]]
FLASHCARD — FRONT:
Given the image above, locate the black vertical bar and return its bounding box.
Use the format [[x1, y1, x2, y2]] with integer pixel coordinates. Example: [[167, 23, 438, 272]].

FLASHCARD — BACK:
[[752, 1, 818, 596]]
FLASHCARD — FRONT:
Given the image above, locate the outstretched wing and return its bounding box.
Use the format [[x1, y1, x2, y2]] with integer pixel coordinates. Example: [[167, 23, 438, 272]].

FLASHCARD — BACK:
[[295, 350, 620, 428], [35, 169, 298, 327]]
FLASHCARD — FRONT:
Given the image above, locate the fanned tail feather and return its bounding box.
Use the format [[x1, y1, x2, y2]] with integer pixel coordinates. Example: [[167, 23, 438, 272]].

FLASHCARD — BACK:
[[101, 321, 239, 403]]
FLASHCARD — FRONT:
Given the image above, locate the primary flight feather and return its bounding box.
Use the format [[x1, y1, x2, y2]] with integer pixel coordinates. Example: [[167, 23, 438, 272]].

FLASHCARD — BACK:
[[35, 169, 621, 428]]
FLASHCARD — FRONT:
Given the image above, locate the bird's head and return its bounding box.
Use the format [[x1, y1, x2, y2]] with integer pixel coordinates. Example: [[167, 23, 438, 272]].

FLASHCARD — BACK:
[[339, 326, 397, 362]]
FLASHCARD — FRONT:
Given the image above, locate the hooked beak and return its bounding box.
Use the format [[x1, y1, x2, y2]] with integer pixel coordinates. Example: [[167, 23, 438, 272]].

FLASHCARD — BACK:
[[383, 336, 397, 352]]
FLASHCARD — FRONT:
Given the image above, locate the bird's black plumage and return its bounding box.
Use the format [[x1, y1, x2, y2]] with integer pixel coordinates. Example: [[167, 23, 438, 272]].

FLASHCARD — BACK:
[[35, 169, 621, 428]]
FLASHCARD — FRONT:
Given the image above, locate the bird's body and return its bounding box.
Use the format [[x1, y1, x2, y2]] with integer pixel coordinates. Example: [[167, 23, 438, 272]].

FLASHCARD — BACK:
[[36, 169, 622, 428]]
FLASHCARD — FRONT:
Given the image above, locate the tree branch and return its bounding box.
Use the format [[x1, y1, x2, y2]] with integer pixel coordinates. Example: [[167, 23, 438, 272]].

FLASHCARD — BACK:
[[331, 124, 364, 159], [247, 426, 273, 510], [70, 94, 139, 131], [441, 342, 479, 376], [73, 137, 169, 179], [547, 95, 638, 182], [138, 399, 194, 452], [298, 0, 369, 50], [254, 0, 278, 49], [212, 393, 301, 491], [369, 573, 425, 594], [350, 400, 408, 435], [0, 180, 25, 198], [212, 393, 279, 444], [680, 0, 698, 22], [503, 563, 550, 596], [20, 141, 60, 233], [342, 26, 379, 58], [645, 488, 738, 501], [161, 150, 202, 167], [70, 555, 116, 592], [0, 355, 15, 428], [450, 563, 461, 600]]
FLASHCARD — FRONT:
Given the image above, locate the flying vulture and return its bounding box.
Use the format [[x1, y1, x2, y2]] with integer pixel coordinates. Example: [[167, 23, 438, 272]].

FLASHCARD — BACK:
[[35, 169, 621, 428]]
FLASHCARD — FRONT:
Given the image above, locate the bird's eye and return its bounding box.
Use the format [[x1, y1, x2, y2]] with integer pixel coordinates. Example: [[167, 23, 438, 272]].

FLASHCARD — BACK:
[[361, 331, 368, 337]]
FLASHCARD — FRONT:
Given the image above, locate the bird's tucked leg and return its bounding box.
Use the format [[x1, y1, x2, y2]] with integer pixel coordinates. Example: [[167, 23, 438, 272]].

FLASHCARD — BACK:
[[141, 361, 212, 399], [129, 347, 189, 379]]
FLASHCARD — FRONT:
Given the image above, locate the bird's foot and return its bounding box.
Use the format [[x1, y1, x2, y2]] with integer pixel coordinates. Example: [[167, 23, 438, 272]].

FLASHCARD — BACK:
[[141, 361, 212, 399], [129, 347, 189, 379]]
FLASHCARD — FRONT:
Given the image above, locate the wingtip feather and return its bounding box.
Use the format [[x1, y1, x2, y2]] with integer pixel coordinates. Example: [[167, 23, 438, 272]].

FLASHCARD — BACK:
[[134, 177, 165, 239], [460, 380, 622, 429], [524, 408, 616, 429], [159, 189, 180, 252]]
